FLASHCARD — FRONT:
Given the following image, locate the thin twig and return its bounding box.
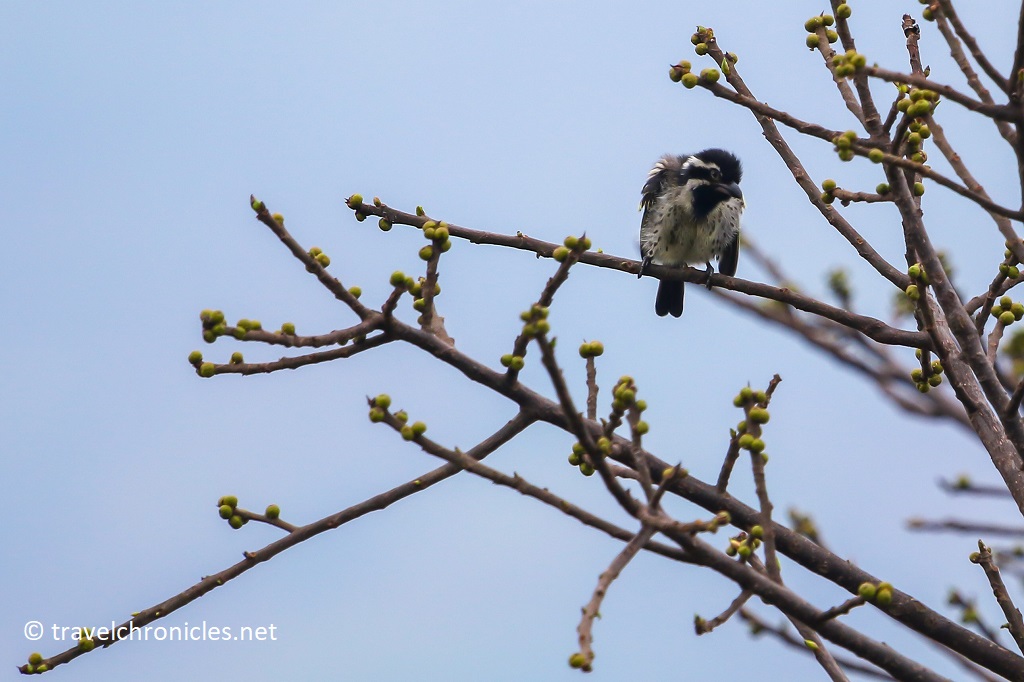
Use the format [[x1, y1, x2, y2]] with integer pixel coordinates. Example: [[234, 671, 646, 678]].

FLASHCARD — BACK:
[[974, 541, 1024, 653], [862, 64, 1016, 122], [740, 609, 895, 681], [933, 12, 1016, 144], [695, 590, 753, 635], [256, 198, 372, 319], [505, 248, 580, 383], [818, 595, 868, 623], [355, 206, 930, 350], [1011, 2, 1024, 96], [814, 24, 865, 122], [829, 0, 884, 134], [883, 22, 1024, 505], [1007, 378, 1024, 418], [746, 555, 850, 682], [934, 0, 1009, 93], [716, 431, 742, 494], [926, 116, 1023, 265], [750, 448, 779, 584], [232, 507, 299, 534], [947, 588, 1006, 646], [576, 525, 656, 671], [971, 269, 1011, 336], [650, 527, 946, 681], [745, 377, 782, 583], [908, 518, 1024, 537], [203, 331, 390, 376], [224, 321, 378, 349], [987, 317, 1007, 364], [378, 413, 693, 566], [534, 333, 640, 516], [385, 315, 1024, 678], [418, 234, 442, 334], [18, 412, 535, 674], [629, 406, 655, 502], [938, 478, 1013, 497], [696, 82, 1024, 222], [585, 356, 598, 421], [381, 283, 405, 319], [832, 188, 892, 205]]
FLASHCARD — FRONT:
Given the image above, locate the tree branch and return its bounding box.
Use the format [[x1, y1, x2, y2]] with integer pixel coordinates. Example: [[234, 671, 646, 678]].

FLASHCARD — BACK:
[[18, 411, 535, 674], [973, 541, 1024, 654]]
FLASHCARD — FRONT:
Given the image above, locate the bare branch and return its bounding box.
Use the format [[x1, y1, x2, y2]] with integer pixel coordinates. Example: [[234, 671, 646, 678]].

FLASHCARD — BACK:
[[355, 200, 929, 349], [747, 555, 851, 682], [585, 355, 598, 421], [973, 541, 1024, 654], [505, 244, 581, 383], [695, 590, 753, 635], [202, 330, 390, 376], [946, 588, 1007, 646], [831, 188, 892, 205], [381, 315, 1024, 677], [886, 158, 1024, 516], [924, 117, 1022, 264], [1011, 2, 1024, 96], [718, 290, 969, 426], [970, 270, 1013, 337], [829, 0, 884, 134], [716, 431, 742, 494], [939, 477, 1013, 497], [576, 525, 656, 671], [418, 231, 444, 337], [534, 333, 641, 516], [740, 609, 895, 681], [19, 412, 535, 675], [862, 64, 1017, 122], [933, 0, 1010, 92], [232, 507, 299, 534], [933, 12, 1016, 143], [988, 317, 1008, 364], [1007, 378, 1024, 418], [377, 412, 693, 566], [818, 595, 868, 623], [908, 518, 1024, 537], [695, 79, 1024, 222], [255, 197, 372, 319], [648, 526, 948, 681], [813, 23, 865, 122]]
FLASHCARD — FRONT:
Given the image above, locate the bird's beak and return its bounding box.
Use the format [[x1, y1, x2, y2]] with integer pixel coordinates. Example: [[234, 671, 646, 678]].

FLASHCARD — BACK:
[[715, 182, 743, 200]]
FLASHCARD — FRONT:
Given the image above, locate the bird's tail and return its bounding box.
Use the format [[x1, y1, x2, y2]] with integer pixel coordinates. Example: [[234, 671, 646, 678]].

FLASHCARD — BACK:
[[655, 280, 684, 317]]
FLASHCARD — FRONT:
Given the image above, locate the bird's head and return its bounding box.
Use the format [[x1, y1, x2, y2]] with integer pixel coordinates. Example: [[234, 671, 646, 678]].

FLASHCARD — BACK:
[[639, 148, 744, 214], [681, 148, 743, 201]]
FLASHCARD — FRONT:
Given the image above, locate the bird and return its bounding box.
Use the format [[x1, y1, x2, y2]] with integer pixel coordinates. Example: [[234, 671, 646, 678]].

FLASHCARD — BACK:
[[638, 149, 744, 317]]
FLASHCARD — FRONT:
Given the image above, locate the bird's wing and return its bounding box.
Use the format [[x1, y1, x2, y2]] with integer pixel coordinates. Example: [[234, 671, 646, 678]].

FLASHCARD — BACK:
[[639, 205, 656, 261], [639, 155, 683, 260], [639, 155, 681, 212], [718, 230, 739, 277]]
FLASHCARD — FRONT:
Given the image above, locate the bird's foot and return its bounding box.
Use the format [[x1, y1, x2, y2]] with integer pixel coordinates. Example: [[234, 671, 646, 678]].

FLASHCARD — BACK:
[[703, 262, 715, 290], [639, 255, 652, 279]]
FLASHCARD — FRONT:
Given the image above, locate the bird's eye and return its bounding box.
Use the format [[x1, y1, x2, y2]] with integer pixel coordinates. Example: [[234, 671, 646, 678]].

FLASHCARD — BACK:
[[710, 168, 721, 181]]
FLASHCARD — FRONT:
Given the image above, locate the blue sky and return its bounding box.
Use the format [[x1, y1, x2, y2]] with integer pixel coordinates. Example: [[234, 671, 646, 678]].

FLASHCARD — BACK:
[[3, 2, 1022, 680]]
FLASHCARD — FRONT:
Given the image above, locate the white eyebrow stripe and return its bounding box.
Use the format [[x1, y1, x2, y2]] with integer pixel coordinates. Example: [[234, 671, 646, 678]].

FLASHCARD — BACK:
[[681, 156, 709, 171]]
